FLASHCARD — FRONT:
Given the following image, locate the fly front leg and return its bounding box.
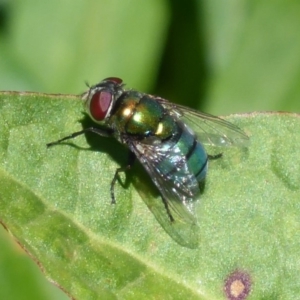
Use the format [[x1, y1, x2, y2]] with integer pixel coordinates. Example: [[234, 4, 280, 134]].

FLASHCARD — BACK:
[[46, 127, 113, 147], [110, 151, 136, 204]]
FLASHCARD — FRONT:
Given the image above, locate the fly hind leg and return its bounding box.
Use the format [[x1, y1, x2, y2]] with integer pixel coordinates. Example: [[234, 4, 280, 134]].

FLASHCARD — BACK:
[[161, 196, 175, 222], [208, 153, 223, 160], [110, 151, 136, 204]]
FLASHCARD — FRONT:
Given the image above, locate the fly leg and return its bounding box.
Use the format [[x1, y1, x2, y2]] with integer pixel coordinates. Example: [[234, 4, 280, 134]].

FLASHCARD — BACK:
[[46, 127, 113, 147], [161, 196, 175, 222], [208, 153, 223, 160], [110, 151, 136, 204]]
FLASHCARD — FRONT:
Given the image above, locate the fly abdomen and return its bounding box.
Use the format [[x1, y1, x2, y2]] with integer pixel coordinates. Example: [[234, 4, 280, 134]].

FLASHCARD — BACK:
[[173, 124, 208, 183], [158, 123, 208, 186], [187, 142, 208, 182]]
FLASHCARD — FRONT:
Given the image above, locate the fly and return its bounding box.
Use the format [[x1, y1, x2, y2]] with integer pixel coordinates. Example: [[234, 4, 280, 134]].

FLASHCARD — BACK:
[[47, 77, 249, 248]]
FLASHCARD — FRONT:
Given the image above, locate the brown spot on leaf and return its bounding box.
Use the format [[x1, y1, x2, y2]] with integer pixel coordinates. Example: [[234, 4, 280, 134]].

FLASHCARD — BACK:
[[224, 270, 251, 300]]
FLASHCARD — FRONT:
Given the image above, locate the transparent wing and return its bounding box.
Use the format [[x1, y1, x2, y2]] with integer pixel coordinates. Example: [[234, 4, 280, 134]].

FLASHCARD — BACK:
[[128, 139, 200, 249], [156, 98, 249, 147]]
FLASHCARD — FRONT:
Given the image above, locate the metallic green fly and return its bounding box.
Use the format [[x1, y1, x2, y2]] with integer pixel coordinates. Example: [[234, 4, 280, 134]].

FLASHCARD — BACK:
[[47, 77, 249, 248]]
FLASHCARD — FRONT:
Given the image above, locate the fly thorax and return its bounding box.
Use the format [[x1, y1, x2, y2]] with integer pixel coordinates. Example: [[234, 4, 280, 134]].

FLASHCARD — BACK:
[[113, 93, 171, 139], [109, 92, 141, 133], [125, 95, 165, 137]]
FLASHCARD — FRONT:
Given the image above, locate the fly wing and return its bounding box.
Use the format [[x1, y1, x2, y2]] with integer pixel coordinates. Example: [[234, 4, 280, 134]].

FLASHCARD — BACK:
[[156, 97, 249, 147], [128, 138, 201, 249]]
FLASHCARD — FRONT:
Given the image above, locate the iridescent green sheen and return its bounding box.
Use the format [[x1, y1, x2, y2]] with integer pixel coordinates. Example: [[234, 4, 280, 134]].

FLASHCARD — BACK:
[[155, 114, 177, 140], [111, 91, 177, 139], [126, 95, 164, 136], [111, 90, 208, 181], [188, 143, 207, 181], [109, 92, 140, 132]]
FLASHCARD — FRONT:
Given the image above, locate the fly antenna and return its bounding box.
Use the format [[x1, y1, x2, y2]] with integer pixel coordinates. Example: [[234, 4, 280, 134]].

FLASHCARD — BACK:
[[85, 80, 90, 88]]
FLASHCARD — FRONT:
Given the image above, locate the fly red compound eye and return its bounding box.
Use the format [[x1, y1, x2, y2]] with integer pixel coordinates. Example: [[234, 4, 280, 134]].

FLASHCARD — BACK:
[[89, 90, 112, 121]]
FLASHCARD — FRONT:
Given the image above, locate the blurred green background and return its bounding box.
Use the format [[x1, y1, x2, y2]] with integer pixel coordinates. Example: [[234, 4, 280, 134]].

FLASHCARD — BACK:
[[1, 0, 300, 299], [1, 0, 300, 115]]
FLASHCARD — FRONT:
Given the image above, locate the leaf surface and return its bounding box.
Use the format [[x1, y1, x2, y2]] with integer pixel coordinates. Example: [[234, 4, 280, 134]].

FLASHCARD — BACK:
[[0, 92, 300, 299]]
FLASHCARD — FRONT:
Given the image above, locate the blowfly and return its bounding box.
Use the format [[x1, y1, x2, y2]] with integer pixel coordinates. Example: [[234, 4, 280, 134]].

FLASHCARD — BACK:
[[47, 77, 249, 248]]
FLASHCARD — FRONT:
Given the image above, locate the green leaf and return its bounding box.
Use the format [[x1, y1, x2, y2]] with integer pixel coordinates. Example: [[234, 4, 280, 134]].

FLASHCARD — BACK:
[[0, 226, 69, 300], [0, 92, 300, 299]]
